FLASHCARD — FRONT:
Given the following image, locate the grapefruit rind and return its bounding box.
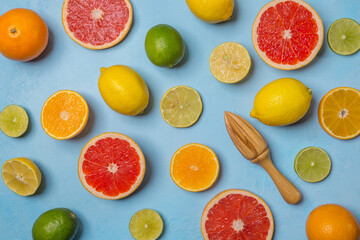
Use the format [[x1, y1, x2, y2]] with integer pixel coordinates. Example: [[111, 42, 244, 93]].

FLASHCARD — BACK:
[[41, 90, 89, 140], [61, 0, 133, 50], [318, 87, 360, 140], [252, 0, 323, 70], [201, 189, 274, 240], [78, 132, 145, 200], [170, 143, 219, 192]]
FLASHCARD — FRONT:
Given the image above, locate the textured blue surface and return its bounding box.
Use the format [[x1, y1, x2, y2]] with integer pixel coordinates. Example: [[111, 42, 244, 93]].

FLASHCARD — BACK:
[[1, 0, 360, 239]]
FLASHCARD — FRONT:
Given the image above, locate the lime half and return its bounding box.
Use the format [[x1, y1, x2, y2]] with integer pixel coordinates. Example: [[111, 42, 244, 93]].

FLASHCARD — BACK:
[[294, 147, 331, 183], [0, 105, 29, 137], [209, 42, 251, 83], [160, 86, 202, 128], [328, 18, 360, 55], [129, 209, 164, 240]]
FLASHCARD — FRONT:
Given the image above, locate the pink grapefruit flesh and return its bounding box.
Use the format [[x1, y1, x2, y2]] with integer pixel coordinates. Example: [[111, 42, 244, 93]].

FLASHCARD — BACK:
[[62, 0, 133, 49], [78, 132, 145, 200], [201, 189, 274, 240], [252, 0, 323, 70]]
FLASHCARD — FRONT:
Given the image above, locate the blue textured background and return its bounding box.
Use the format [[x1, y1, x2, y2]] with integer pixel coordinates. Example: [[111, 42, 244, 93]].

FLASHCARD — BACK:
[[1, 0, 360, 239]]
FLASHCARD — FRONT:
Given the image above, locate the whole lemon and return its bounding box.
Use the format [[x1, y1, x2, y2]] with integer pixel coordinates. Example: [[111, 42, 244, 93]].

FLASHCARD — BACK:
[[306, 204, 360, 240], [185, 0, 234, 24], [250, 78, 312, 126], [98, 65, 149, 115]]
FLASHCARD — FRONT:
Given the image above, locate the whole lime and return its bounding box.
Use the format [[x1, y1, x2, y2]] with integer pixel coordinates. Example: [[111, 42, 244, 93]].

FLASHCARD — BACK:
[[145, 24, 185, 68], [32, 208, 79, 240]]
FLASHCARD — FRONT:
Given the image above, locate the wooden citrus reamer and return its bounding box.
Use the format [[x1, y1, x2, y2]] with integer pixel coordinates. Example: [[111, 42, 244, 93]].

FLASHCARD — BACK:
[[224, 111, 302, 204]]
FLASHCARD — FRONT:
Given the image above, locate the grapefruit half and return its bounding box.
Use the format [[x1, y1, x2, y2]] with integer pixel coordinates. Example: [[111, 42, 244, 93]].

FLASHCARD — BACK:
[[78, 132, 145, 200], [201, 189, 274, 240], [252, 0, 323, 70], [62, 0, 133, 49]]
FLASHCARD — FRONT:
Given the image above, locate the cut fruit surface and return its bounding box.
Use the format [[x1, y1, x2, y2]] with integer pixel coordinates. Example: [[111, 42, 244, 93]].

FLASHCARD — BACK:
[[1, 157, 42, 196], [41, 90, 89, 140], [252, 0, 323, 70], [209, 42, 251, 83], [62, 0, 133, 49], [78, 132, 145, 200], [318, 87, 360, 140], [170, 143, 219, 192], [202, 189, 274, 240], [294, 147, 331, 183], [0, 105, 29, 137], [160, 86, 202, 128], [129, 209, 163, 240], [328, 18, 360, 55]]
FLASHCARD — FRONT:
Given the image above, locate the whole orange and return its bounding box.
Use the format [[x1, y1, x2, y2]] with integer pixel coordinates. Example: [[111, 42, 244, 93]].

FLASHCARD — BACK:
[[306, 204, 360, 240], [0, 8, 48, 61]]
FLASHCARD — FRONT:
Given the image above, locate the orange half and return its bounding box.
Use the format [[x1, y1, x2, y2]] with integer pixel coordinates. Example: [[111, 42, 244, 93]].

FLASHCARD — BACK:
[[41, 90, 89, 140], [318, 87, 360, 140], [170, 143, 219, 192]]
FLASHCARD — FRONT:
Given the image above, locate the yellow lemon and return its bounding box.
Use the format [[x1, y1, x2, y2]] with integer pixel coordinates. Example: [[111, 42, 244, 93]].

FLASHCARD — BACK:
[[1, 157, 42, 196], [250, 78, 312, 126], [98, 65, 149, 116], [185, 0, 234, 24]]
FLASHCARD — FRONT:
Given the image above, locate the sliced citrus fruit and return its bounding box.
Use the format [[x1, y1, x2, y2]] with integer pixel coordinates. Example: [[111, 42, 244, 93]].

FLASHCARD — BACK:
[[62, 0, 133, 49], [78, 132, 145, 200], [160, 86, 202, 128], [1, 157, 42, 196], [328, 18, 360, 55], [41, 90, 89, 140], [252, 0, 323, 70], [129, 209, 163, 240], [201, 189, 274, 240], [170, 143, 219, 192], [209, 42, 251, 83], [318, 87, 360, 140], [0, 105, 29, 137], [294, 147, 331, 183]]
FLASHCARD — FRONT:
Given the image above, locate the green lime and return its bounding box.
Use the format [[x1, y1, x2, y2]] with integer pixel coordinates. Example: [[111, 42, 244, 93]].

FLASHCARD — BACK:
[[0, 105, 29, 137], [294, 147, 331, 183], [145, 24, 185, 68], [129, 209, 164, 240], [32, 208, 79, 240], [160, 86, 202, 128], [328, 18, 360, 55]]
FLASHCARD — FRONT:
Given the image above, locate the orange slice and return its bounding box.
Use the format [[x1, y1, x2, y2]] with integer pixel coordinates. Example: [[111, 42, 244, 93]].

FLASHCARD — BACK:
[[318, 87, 360, 140], [201, 189, 274, 240], [170, 143, 219, 192], [62, 0, 133, 50], [41, 90, 89, 140]]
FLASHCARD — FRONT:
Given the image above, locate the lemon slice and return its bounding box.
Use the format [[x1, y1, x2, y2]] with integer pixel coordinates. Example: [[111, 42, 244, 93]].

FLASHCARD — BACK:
[[160, 86, 202, 128], [1, 158, 42, 196], [209, 42, 251, 83]]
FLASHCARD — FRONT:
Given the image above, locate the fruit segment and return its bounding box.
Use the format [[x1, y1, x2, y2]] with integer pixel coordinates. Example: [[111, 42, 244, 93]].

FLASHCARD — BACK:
[[0, 105, 29, 137], [129, 209, 163, 240]]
